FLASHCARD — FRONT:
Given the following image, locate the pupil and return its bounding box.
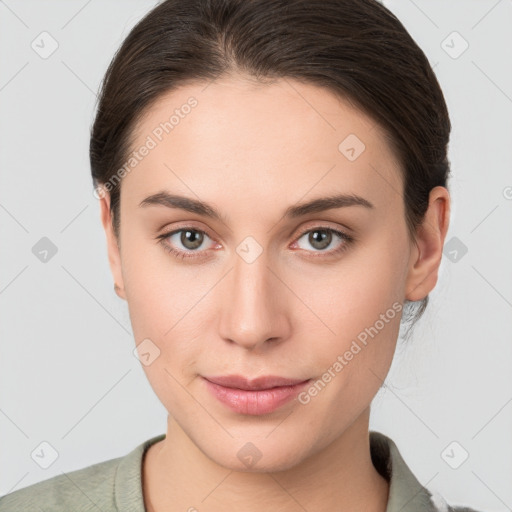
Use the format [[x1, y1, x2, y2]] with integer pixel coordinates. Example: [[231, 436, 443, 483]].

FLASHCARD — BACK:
[[310, 230, 331, 250], [182, 230, 203, 250]]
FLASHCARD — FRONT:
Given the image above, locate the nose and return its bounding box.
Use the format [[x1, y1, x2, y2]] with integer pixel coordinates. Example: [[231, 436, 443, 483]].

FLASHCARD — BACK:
[[218, 248, 291, 351]]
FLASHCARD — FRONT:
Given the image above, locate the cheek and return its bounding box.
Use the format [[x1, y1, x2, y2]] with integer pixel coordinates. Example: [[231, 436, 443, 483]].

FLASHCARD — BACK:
[[124, 258, 205, 416], [120, 233, 208, 395], [295, 234, 405, 338], [120, 227, 203, 337], [289, 234, 406, 396]]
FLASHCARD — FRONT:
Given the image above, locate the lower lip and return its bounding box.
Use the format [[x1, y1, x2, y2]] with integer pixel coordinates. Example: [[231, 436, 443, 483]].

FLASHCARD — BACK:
[[203, 378, 311, 415]]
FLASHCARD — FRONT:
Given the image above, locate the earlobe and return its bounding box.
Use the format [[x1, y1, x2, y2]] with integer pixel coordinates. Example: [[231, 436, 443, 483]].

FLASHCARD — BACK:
[[405, 186, 450, 302], [114, 283, 125, 299], [98, 187, 127, 300]]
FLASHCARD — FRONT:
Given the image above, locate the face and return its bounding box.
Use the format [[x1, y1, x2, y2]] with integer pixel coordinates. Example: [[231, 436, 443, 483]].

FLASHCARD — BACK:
[[100, 75, 446, 472]]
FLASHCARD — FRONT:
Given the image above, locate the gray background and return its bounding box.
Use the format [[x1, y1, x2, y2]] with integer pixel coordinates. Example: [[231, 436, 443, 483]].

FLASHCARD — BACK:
[[1, 0, 511, 510]]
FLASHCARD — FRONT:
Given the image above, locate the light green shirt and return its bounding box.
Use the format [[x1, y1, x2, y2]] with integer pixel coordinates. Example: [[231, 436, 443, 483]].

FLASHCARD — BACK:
[[0, 431, 482, 511]]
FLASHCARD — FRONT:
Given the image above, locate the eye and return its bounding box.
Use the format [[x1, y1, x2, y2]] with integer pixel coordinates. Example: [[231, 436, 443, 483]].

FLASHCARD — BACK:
[[293, 226, 353, 257], [157, 224, 354, 262], [157, 227, 217, 260]]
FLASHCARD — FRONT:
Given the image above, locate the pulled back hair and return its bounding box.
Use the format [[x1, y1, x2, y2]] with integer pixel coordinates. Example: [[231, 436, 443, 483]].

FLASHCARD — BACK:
[[90, 0, 451, 335]]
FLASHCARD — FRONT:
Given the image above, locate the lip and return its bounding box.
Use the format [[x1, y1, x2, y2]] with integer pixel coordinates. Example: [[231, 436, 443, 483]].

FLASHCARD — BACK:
[[202, 375, 312, 415]]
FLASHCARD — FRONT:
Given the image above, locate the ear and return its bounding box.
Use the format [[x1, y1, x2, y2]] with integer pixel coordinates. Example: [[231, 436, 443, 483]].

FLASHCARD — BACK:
[[405, 186, 450, 302], [98, 187, 127, 300]]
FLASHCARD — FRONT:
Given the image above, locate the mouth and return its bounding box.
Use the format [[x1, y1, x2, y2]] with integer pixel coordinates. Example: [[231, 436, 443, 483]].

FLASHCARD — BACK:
[[202, 375, 312, 415]]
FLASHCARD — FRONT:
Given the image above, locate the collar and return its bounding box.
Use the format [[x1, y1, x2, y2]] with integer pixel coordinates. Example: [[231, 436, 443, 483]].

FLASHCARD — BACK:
[[115, 432, 166, 511], [369, 430, 447, 511], [114, 431, 449, 512]]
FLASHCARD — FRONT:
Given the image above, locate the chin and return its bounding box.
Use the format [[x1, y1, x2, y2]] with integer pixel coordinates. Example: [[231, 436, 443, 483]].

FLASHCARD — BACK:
[[200, 436, 310, 474]]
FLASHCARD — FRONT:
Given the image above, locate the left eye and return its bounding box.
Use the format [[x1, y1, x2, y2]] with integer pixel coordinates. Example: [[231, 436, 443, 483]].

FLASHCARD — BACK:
[[294, 227, 350, 253]]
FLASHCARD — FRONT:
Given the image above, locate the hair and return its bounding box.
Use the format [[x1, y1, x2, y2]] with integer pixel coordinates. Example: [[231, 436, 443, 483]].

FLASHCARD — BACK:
[[89, 0, 451, 337]]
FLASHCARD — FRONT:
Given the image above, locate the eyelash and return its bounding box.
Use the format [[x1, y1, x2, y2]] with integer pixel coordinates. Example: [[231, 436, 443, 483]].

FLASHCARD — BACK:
[[156, 225, 354, 261]]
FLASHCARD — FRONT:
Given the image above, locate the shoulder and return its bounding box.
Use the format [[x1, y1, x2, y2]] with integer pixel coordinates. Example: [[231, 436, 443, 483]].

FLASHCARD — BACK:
[[0, 434, 165, 512], [0, 454, 121, 512], [369, 430, 486, 512], [432, 492, 486, 512], [450, 508, 485, 512]]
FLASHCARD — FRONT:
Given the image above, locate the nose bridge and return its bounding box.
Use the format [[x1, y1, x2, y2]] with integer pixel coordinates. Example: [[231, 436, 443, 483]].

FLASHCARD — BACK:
[[218, 245, 288, 350]]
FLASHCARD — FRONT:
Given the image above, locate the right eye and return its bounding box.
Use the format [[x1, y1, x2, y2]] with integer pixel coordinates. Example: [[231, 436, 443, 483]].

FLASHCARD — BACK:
[[157, 227, 218, 261]]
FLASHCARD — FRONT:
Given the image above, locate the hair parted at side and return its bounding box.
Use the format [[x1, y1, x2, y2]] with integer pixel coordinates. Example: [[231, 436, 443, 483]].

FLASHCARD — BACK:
[[90, 0, 452, 336]]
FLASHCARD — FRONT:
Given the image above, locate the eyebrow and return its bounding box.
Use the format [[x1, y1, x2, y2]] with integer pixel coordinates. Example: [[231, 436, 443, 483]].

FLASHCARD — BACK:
[[139, 191, 374, 221]]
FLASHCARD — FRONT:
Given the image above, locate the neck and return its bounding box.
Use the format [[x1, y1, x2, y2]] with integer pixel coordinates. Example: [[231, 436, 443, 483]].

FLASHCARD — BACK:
[[143, 409, 389, 512]]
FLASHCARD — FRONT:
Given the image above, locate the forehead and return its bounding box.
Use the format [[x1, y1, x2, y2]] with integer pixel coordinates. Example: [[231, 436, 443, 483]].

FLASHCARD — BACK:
[[122, 76, 403, 213]]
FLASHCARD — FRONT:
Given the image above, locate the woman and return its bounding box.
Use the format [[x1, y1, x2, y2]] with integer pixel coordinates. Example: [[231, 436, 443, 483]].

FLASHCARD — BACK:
[[0, 0, 484, 510]]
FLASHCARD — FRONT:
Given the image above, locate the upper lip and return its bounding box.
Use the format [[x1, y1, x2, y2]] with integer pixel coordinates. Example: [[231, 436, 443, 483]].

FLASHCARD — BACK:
[[203, 375, 310, 391]]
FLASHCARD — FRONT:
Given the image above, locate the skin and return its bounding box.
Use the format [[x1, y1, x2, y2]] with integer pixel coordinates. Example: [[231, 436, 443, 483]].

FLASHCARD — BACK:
[[99, 74, 450, 512]]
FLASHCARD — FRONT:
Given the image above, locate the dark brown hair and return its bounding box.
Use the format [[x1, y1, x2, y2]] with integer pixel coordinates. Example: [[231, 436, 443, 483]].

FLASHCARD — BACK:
[[90, 0, 451, 334]]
